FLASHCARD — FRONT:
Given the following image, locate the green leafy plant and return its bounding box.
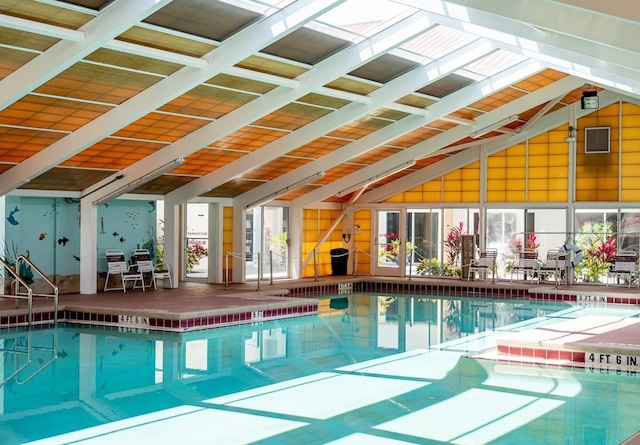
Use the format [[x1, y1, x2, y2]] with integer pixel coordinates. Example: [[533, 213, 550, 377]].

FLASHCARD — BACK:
[[575, 236, 617, 283]]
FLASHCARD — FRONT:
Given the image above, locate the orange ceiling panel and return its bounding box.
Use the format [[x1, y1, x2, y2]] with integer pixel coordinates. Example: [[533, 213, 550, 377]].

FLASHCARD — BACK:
[[178, 148, 247, 176], [349, 146, 403, 165], [113, 112, 212, 143], [85, 48, 182, 77], [0, 0, 91, 28], [387, 126, 443, 148], [208, 126, 289, 152], [513, 69, 568, 92], [467, 86, 527, 113], [0, 47, 38, 81], [323, 163, 366, 184], [0, 94, 112, 131], [239, 156, 312, 181], [0, 127, 66, 162], [327, 119, 388, 140], [287, 136, 350, 159], [414, 155, 446, 168]]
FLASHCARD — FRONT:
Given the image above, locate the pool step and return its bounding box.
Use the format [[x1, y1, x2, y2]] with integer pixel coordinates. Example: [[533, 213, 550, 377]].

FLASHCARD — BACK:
[[489, 316, 640, 371]]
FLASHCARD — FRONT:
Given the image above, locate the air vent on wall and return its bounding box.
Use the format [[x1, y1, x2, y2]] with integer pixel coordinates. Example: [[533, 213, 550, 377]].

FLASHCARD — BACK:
[[585, 127, 610, 153]]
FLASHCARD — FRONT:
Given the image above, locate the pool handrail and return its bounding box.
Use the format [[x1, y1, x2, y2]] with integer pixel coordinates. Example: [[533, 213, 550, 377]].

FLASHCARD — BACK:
[[16, 255, 59, 325], [0, 257, 34, 326]]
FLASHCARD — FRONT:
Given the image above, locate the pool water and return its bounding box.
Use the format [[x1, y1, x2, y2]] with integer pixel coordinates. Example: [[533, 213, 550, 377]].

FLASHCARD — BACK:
[[2, 294, 640, 444]]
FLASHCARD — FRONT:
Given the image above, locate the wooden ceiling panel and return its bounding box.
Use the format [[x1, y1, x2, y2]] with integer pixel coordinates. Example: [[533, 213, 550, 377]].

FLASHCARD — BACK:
[[64, 138, 166, 169], [298, 93, 349, 110], [0, 47, 39, 81], [0, 94, 112, 131], [252, 103, 331, 132], [209, 126, 289, 153], [21, 167, 112, 192], [0, 0, 92, 29], [36, 62, 161, 104], [160, 85, 256, 119], [130, 174, 196, 196], [0, 26, 58, 51], [287, 137, 350, 159], [204, 178, 261, 198], [235, 55, 306, 80], [117, 27, 216, 58], [206, 73, 275, 95], [85, 48, 183, 76], [0, 127, 66, 162], [113, 112, 212, 143], [324, 77, 379, 96]]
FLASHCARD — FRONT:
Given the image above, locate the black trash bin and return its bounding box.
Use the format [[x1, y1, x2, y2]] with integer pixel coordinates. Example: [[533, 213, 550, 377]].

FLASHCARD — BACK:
[[330, 248, 349, 275]]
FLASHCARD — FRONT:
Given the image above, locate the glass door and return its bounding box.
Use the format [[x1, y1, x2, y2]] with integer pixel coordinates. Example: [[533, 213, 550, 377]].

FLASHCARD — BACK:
[[246, 206, 289, 281], [375, 210, 404, 277], [184, 203, 209, 280]]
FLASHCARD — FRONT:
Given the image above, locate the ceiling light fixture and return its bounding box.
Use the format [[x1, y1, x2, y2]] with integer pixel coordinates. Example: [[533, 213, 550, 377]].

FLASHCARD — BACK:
[[246, 171, 325, 209], [93, 158, 184, 206], [336, 160, 416, 198], [581, 84, 599, 110], [470, 115, 519, 138]]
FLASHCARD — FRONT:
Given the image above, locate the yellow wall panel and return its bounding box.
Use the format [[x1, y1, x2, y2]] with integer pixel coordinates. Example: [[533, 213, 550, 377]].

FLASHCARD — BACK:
[[528, 167, 547, 179], [403, 191, 423, 202], [506, 190, 525, 202], [528, 190, 548, 202], [486, 190, 505, 202]]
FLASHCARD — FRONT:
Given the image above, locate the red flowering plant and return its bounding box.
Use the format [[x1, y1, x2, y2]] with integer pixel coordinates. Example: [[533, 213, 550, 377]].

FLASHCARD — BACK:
[[444, 222, 465, 265], [527, 233, 540, 249], [186, 242, 208, 273]]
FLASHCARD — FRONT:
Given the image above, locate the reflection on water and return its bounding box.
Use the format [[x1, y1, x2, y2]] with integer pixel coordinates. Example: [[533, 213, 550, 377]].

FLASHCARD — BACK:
[[1, 295, 640, 444]]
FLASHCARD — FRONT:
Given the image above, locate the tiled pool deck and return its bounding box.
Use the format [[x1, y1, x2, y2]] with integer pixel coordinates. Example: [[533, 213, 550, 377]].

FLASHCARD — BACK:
[[1, 276, 639, 333]]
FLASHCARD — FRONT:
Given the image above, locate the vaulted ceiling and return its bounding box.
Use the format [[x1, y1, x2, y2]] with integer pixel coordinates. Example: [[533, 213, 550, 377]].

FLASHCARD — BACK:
[[1, 0, 639, 208]]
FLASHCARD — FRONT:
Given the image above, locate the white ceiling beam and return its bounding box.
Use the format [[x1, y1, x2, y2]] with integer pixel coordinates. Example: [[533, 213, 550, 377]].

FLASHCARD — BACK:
[[0, 13, 85, 41], [164, 10, 441, 203], [435, 0, 640, 55], [235, 38, 501, 208], [297, 74, 584, 207], [362, 88, 625, 203], [0, 0, 174, 113], [0, 0, 345, 197], [287, 59, 542, 207]]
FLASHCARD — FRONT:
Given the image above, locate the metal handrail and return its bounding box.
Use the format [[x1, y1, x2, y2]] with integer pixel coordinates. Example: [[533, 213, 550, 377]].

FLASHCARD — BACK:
[[0, 258, 33, 326], [16, 255, 59, 324]]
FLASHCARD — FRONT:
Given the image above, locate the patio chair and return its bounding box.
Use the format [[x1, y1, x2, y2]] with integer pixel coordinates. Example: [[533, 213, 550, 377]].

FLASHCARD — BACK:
[[104, 249, 145, 292], [132, 248, 172, 289], [510, 248, 539, 282], [537, 249, 566, 284], [466, 248, 498, 282], [607, 252, 639, 288]]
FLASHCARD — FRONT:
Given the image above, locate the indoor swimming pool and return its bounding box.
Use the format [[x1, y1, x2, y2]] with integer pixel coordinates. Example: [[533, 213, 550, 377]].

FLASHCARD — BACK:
[[2, 293, 640, 444]]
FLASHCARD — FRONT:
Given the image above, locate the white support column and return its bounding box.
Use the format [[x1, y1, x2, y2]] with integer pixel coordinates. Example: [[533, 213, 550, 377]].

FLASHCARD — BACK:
[[79, 200, 98, 294], [208, 202, 223, 283], [163, 199, 180, 288], [232, 204, 247, 284], [289, 205, 303, 279]]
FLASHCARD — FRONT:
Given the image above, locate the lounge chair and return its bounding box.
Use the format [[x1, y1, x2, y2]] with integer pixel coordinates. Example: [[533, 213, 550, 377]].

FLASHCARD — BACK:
[[104, 249, 145, 292]]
